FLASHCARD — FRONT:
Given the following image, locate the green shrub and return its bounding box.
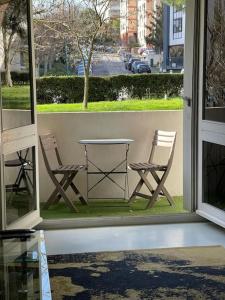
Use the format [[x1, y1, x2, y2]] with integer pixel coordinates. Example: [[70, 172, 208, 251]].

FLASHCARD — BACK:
[[36, 74, 183, 104], [1, 72, 29, 85]]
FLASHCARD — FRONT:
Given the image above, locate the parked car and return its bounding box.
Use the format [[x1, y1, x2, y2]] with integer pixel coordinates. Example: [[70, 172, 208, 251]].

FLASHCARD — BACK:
[[77, 65, 84, 76], [123, 53, 132, 63], [77, 62, 92, 76], [137, 64, 151, 74], [126, 58, 141, 71], [131, 61, 144, 73]]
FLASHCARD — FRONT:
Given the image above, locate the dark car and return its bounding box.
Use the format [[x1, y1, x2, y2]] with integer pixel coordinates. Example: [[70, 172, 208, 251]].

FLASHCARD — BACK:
[[137, 64, 151, 74], [126, 58, 141, 71], [131, 61, 144, 73], [123, 53, 132, 62]]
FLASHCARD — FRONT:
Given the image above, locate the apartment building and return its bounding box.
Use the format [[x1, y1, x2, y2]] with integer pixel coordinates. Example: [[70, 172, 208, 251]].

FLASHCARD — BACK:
[[120, 0, 137, 46], [137, 0, 161, 48], [163, 4, 185, 71], [137, 0, 152, 47], [107, 0, 120, 19]]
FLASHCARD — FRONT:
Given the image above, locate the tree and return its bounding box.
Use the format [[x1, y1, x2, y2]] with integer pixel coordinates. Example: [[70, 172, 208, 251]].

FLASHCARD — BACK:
[[33, 0, 65, 76], [65, 0, 112, 109], [34, 16, 65, 76], [145, 5, 163, 54], [36, 0, 112, 109], [161, 0, 185, 7], [1, 0, 27, 86]]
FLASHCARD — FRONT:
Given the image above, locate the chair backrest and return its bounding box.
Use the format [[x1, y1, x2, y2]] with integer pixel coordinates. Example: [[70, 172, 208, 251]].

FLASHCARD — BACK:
[[39, 134, 62, 174], [149, 130, 177, 168]]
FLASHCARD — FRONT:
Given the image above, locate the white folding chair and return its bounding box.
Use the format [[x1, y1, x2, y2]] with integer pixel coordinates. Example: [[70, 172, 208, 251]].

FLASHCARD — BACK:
[[129, 130, 177, 209], [39, 134, 88, 212]]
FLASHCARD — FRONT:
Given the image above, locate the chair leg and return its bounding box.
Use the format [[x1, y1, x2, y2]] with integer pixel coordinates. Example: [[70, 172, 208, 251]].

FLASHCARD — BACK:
[[138, 171, 155, 195], [43, 175, 68, 209], [56, 173, 88, 206], [151, 170, 175, 207], [70, 181, 88, 205], [129, 171, 151, 203], [146, 171, 170, 209], [128, 178, 144, 203], [53, 176, 79, 212], [21, 170, 32, 195]]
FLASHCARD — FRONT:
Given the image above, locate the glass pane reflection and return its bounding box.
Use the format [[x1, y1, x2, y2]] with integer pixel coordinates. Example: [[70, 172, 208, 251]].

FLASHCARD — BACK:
[[4, 147, 36, 225], [203, 141, 225, 210], [0, 232, 51, 300], [203, 0, 225, 122], [0, 0, 33, 130]]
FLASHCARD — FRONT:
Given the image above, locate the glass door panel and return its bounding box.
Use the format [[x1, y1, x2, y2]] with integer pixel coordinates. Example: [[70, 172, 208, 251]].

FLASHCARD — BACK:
[[197, 0, 225, 227], [0, 0, 33, 130], [4, 146, 36, 225], [0, 0, 40, 229], [203, 0, 225, 122], [202, 141, 225, 210]]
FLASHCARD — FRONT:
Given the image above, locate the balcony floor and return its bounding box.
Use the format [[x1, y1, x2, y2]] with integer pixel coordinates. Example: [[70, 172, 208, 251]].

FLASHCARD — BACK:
[[41, 196, 186, 219]]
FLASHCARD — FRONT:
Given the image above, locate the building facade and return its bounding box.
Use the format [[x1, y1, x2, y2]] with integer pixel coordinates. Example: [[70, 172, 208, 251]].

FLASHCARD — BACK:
[[137, 0, 161, 48], [120, 0, 137, 46], [106, 0, 120, 20], [163, 4, 185, 71], [109, 0, 120, 19]]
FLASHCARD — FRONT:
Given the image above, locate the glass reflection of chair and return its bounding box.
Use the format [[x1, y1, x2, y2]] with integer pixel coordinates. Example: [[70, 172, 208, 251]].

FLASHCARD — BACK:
[[5, 149, 33, 195]]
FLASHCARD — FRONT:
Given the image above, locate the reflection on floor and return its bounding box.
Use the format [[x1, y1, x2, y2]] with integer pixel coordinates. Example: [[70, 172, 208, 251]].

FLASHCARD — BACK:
[[41, 196, 186, 219], [45, 222, 225, 255]]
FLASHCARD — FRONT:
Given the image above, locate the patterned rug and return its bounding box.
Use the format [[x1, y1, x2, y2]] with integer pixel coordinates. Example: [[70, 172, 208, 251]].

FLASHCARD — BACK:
[[48, 246, 225, 300]]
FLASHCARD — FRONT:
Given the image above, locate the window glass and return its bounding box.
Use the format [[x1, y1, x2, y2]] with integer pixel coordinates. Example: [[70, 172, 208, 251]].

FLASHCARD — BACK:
[[203, 141, 225, 210], [4, 146, 36, 225], [173, 6, 183, 39], [0, 0, 33, 130], [203, 0, 225, 122]]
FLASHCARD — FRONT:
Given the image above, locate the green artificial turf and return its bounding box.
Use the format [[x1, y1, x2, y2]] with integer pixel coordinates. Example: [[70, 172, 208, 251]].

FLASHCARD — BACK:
[[1, 85, 31, 109], [41, 196, 186, 219], [37, 98, 183, 112]]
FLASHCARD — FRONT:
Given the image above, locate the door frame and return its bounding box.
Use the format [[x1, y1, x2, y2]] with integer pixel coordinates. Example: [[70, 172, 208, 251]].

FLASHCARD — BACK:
[[196, 0, 225, 228], [183, 0, 200, 212], [0, 0, 41, 230]]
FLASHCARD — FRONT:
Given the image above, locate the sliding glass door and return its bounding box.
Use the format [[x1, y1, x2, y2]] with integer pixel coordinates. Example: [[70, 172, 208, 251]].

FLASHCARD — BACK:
[[0, 0, 41, 229], [197, 0, 225, 227]]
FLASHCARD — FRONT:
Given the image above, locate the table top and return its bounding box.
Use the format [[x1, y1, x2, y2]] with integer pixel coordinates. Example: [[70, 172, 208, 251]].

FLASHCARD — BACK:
[[79, 138, 134, 145]]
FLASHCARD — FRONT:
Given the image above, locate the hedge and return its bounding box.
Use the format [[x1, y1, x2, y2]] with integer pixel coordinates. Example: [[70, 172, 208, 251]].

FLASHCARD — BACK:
[[1, 72, 29, 85], [36, 74, 183, 104]]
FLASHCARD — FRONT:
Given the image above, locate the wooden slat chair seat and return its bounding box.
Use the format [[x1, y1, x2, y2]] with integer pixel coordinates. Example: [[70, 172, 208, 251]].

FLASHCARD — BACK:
[[52, 165, 85, 174], [39, 134, 88, 212], [129, 130, 177, 209], [129, 163, 167, 172]]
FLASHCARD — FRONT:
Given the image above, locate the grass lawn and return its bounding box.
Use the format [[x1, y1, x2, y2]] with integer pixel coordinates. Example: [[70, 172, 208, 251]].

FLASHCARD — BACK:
[[37, 98, 183, 112], [1, 85, 30, 109], [1, 85, 183, 112], [41, 196, 186, 219]]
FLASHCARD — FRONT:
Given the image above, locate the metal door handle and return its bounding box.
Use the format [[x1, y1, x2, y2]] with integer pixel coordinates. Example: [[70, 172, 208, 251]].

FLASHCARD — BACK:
[[183, 96, 191, 107]]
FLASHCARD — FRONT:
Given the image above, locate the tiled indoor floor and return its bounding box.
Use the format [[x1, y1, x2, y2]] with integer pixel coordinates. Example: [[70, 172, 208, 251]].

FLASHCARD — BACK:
[[45, 222, 225, 255]]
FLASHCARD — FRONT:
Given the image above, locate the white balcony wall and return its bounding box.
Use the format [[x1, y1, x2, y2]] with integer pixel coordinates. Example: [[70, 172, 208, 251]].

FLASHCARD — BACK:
[[2, 110, 183, 201], [36, 111, 183, 202]]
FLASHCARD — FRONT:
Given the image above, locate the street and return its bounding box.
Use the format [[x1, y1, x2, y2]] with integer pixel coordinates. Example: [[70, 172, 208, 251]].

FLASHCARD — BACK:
[[92, 53, 129, 76]]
